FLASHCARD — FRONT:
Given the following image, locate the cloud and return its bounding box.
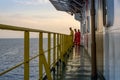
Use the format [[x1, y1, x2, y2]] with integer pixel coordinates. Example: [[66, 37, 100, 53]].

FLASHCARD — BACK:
[[14, 0, 49, 5]]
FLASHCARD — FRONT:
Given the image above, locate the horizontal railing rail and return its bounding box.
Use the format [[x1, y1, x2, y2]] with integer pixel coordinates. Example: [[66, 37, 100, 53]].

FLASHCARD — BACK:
[[0, 24, 65, 34], [0, 24, 73, 80]]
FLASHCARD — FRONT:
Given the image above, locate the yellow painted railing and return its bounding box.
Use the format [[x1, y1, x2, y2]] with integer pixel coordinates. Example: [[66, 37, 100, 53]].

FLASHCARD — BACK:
[[0, 24, 73, 80]]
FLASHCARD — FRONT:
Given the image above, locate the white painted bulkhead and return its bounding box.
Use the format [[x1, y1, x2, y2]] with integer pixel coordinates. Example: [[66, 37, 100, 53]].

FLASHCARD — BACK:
[[104, 0, 120, 80]]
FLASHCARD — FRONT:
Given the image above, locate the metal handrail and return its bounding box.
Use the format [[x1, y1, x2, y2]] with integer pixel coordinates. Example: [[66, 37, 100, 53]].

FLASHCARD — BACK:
[[0, 24, 73, 80], [0, 46, 56, 76], [0, 24, 66, 35]]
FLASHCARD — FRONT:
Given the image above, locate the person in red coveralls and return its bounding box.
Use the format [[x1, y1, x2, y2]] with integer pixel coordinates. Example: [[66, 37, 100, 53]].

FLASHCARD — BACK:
[[74, 29, 77, 45], [76, 29, 81, 46]]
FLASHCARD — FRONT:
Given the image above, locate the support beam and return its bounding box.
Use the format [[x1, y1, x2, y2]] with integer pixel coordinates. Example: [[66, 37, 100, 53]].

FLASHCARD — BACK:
[[91, 0, 97, 80]]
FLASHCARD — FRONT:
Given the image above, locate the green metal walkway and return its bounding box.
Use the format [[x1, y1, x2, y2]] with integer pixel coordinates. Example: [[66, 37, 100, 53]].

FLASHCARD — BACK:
[[63, 46, 91, 80]]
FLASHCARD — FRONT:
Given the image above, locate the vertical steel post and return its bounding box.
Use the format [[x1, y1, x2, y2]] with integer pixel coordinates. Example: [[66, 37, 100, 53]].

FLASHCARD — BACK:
[[91, 0, 97, 79], [24, 31, 29, 80], [62, 35, 64, 57], [39, 32, 43, 79], [53, 33, 56, 66], [63, 35, 65, 55], [62, 35, 65, 60], [60, 34, 62, 75], [65, 35, 67, 53], [61, 35, 65, 67], [56, 34, 59, 79], [53, 33, 56, 80], [60, 34, 62, 60], [57, 34, 59, 61], [61, 35, 63, 61], [48, 33, 51, 67]]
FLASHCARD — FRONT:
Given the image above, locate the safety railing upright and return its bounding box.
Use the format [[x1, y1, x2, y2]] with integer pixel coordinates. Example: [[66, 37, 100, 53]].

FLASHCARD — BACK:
[[0, 24, 73, 80]]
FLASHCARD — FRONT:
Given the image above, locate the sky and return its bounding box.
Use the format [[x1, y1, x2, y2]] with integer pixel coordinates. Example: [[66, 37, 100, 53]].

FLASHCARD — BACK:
[[0, 0, 80, 38]]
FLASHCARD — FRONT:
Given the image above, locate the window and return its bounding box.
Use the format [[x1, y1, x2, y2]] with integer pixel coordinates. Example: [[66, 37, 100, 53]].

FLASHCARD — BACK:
[[95, 0, 99, 30], [103, 0, 114, 27]]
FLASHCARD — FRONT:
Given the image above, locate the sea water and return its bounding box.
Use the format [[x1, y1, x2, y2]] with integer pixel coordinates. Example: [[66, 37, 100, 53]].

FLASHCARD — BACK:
[[0, 38, 53, 80]]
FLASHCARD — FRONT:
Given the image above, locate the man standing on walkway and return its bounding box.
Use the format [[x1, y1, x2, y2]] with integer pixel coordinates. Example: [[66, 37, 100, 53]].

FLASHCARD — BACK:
[[69, 27, 74, 47], [74, 29, 77, 45], [77, 29, 81, 46]]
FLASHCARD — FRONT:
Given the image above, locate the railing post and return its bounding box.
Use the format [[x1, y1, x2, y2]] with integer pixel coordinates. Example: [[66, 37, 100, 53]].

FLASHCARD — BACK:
[[57, 34, 59, 61], [39, 32, 43, 79], [53, 33, 56, 66], [61, 34, 64, 65], [53, 33, 56, 80], [59, 34, 62, 75], [62, 35, 64, 57], [63, 35, 65, 55], [70, 35, 71, 46], [60, 34, 62, 60], [56, 34, 59, 79], [24, 31, 30, 80], [68, 35, 70, 48], [61, 35, 66, 67], [48, 33, 51, 67], [65, 35, 67, 53], [66, 36, 68, 50]]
